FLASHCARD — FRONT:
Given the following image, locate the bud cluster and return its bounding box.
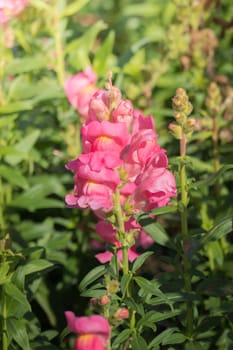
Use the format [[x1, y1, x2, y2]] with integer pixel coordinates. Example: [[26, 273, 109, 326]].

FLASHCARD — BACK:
[[170, 88, 195, 139], [205, 82, 222, 116]]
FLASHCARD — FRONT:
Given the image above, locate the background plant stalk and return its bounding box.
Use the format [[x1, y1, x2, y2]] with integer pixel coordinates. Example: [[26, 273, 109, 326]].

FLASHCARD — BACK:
[[180, 130, 193, 338]]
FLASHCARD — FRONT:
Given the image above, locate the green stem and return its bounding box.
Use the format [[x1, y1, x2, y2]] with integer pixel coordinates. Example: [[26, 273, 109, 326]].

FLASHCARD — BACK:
[[0, 177, 6, 235], [53, 10, 65, 86], [212, 115, 221, 201], [1, 286, 8, 350], [113, 189, 136, 346], [180, 131, 193, 338], [212, 116, 220, 173], [114, 189, 128, 276]]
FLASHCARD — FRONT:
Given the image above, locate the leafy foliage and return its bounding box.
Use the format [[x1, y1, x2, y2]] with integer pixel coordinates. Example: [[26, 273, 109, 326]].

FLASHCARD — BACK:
[[0, 0, 233, 349]]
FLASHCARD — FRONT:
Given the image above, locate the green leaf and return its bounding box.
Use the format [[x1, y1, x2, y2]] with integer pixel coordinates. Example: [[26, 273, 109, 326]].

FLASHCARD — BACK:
[[132, 251, 153, 273], [0, 114, 18, 127], [80, 289, 107, 298], [4, 282, 31, 313], [131, 334, 148, 350], [120, 273, 132, 297], [201, 215, 233, 244], [7, 318, 30, 350], [163, 332, 186, 345], [28, 0, 51, 10], [150, 205, 177, 216], [0, 165, 29, 189], [0, 262, 12, 285], [134, 276, 161, 295], [9, 182, 64, 211], [138, 218, 173, 248], [0, 100, 34, 114], [112, 329, 131, 346], [196, 164, 233, 187], [6, 55, 47, 75], [149, 328, 186, 348], [34, 280, 57, 327], [5, 129, 40, 165], [137, 310, 181, 330], [22, 259, 54, 276], [93, 31, 115, 75], [79, 265, 106, 291], [66, 20, 107, 70], [8, 75, 63, 103], [60, 0, 90, 17], [150, 292, 201, 306]]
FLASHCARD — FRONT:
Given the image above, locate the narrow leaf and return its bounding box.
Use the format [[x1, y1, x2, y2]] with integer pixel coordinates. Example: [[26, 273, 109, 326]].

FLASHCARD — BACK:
[[197, 164, 233, 187], [112, 329, 131, 346], [4, 283, 31, 312], [138, 218, 173, 248], [202, 215, 233, 244], [79, 265, 106, 291], [132, 251, 153, 272], [23, 259, 54, 276], [60, 0, 90, 17], [7, 318, 30, 350], [131, 334, 148, 350]]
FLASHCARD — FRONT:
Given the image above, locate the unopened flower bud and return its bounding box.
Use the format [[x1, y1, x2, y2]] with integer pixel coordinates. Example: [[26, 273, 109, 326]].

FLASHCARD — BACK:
[[174, 112, 186, 125], [169, 123, 182, 139], [99, 296, 110, 306], [205, 82, 222, 115], [115, 308, 129, 319], [176, 88, 186, 96], [183, 118, 196, 138], [172, 88, 193, 117]]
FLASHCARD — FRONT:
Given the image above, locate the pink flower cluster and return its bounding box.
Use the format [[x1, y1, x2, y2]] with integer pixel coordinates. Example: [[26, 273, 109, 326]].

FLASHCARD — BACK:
[[0, 0, 28, 23], [65, 69, 176, 262], [65, 311, 110, 350], [65, 72, 176, 215]]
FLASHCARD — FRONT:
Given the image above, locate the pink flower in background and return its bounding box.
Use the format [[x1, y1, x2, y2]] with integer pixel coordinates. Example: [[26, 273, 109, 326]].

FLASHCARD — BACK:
[[0, 0, 28, 23], [95, 247, 139, 264], [94, 217, 153, 263], [65, 311, 110, 350], [65, 151, 121, 211], [64, 66, 97, 120], [95, 220, 118, 244], [81, 120, 129, 154]]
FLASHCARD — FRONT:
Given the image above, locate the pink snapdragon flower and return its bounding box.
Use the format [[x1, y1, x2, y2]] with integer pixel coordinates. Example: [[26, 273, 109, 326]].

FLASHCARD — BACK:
[[65, 151, 121, 211], [65, 311, 110, 350], [131, 167, 177, 212], [81, 120, 130, 154], [0, 0, 28, 23], [111, 99, 134, 128], [87, 84, 134, 128], [131, 109, 155, 134], [121, 129, 166, 181], [88, 89, 113, 122], [64, 66, 97, 120]]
